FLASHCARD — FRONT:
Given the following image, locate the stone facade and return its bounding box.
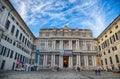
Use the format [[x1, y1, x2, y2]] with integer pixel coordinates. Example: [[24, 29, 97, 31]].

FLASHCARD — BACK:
[[97, 15, 120, 71], [34, 26, 98, 70], [0, 0, 35, 71]]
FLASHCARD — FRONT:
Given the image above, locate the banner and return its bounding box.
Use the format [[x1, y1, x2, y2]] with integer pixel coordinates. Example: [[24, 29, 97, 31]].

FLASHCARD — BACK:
[[60, 50, 72, 56], [64, 50, 72, 56], [35, 50, 39, 63]]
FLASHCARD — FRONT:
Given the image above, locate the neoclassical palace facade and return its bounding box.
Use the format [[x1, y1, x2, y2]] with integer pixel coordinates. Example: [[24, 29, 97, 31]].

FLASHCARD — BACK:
[[34, 26, 98, 70]]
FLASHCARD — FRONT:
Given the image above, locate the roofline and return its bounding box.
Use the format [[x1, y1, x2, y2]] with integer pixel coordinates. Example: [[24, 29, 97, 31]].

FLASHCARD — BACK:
[[40, 28, 92, 31], [97, 14, 120, 39], [5, 0, 35, 39]]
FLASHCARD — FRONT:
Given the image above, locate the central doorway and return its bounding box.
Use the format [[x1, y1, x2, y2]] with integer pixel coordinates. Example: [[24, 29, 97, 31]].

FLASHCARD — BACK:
[[63, 56, 69, 68]]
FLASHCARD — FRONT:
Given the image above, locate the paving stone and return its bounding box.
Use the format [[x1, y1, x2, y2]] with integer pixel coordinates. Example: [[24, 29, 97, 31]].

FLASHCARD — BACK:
[[0, 70, 120, 79]]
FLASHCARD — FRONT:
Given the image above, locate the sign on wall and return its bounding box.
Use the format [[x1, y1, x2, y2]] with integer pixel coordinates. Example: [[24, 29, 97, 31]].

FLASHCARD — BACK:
[[60, 50, 72, 56]]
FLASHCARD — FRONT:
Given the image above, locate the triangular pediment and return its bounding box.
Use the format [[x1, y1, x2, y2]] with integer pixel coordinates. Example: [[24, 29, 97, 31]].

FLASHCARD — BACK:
[[62, 25, 70, 30]]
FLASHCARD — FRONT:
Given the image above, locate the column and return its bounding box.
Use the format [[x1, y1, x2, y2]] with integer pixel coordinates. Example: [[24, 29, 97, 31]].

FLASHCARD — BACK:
[[53, 54, 55, 66], [94, 56, 97, 67], [84, 56, 86, 67], [91, 42, 93, 51], [69, 56, 73, 69], [51, 54, 55, 67], [84, 41, 86, 50], [52, 40, 54, 49], [92, 56, 95, 67], [69, 56, 71, 68], [43, 55, 46, 67], [69, 40, 72, 50], [84, 56, 88, 69], [76, 55, 79, 65], [52, 40, 56, 49], [76, 40, 79, 50], [78, 55, 81, 67], [86, 56, 88, 69], [51, 55, 53, 67], [77, 40, 80, 51], [54, 40, 56, 49], [60, 40, 63, 49], [45, 40, 48, 49], [59, 55, 63, 68], [45, 55, 47, 66]]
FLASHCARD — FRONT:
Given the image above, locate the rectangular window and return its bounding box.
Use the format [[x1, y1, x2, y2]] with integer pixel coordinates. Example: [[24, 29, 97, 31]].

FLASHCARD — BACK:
[[110, 31, 112, 33], [80, 56, 84, 66], [115, 55, 119, 63], [115, 33, 118, 40], [108, 49, 110, 53], [19, 33, 22, 41], [112, 35, 116, 42], [99, 45, 101, 51], [112, 47, 114, 51], [25, 38, 27, 45], [109, 57, 113, 64], [10, 50, 14, 58], [107, 39, 110, 46], [17, 54, 20, 60], [0, 44, 3, 54], [115, 46, 117, 50], [7, 49, 10, 57], [101, 60, 103, 65], [88, 56, 92, 66], [5, 20, 10, 29], [3, 47, 6, 56], [23, 56, 25, 62], [22, 36, 25, 43], [11, 16, 15, 21], [15, 29, 19, 38], [110, 37, 112, 44], [0, 46, 4, 55], [20, 55, 22, 62], [104, 52, 106, 55], [14, 52, 17, 60], [11, 25, 15, 34], [115, 25, 118, 29], [105, 58, 107, 65]]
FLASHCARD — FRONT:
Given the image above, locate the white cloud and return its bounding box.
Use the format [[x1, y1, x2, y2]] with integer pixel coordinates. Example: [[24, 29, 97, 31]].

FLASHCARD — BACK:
[[69, 0, 76, 3], [10, 0, 108, 37]]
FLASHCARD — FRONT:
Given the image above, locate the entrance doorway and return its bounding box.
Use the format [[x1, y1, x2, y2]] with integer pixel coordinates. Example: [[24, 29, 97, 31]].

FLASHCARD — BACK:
[[0, 60, 5, 70], [12, 62, 15, 70], [63, 56, 69, 68]]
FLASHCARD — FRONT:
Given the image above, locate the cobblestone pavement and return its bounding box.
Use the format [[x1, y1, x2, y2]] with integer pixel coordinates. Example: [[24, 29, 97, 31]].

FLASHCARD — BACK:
[[0, 69, 120, 79]]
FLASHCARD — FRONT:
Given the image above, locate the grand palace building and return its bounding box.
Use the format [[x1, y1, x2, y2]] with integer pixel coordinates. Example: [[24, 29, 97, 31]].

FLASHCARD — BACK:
[[34, 26, 98, 70], [0, 0, 120, 71]]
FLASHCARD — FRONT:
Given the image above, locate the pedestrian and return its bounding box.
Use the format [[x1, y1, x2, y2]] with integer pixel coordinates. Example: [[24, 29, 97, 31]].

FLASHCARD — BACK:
[[95, 69, 97, 75], [98, 68, 101, 75]]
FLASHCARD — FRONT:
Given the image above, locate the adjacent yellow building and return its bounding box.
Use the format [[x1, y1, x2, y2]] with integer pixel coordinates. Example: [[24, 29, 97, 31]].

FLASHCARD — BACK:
[[97, 15, 120, 71]]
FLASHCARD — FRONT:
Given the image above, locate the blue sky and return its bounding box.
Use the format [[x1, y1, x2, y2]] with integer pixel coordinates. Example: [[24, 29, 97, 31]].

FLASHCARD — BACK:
[[10, 0, 120, 37]]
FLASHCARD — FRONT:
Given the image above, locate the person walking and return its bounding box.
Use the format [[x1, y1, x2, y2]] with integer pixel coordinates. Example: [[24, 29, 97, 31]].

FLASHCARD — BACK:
[[98, 68, 101, 75], [95, 69, 98, 75]]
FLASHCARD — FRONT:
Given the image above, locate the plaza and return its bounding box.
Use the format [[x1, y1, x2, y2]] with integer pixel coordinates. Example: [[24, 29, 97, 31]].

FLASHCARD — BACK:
[[0, 69, 120, 79], [0, 1, 120, 78]]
